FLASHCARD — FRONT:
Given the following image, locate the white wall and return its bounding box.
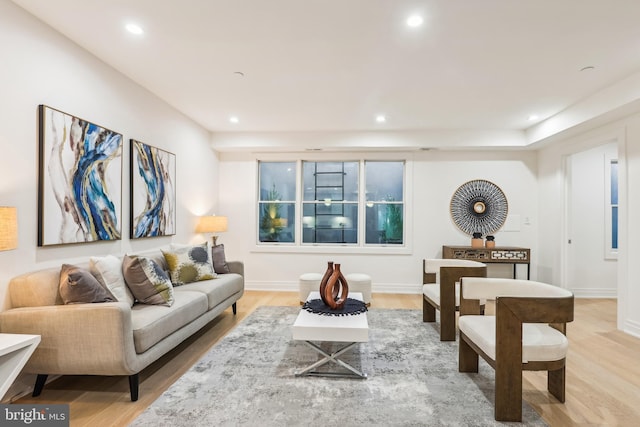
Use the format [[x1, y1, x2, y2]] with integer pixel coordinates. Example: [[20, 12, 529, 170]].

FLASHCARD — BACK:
[[0, 1, 218, 310], [218, 148, 538, 293]]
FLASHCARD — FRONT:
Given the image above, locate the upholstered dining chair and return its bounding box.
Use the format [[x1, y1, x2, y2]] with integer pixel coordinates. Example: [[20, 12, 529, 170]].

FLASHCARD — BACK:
[[422, 259, 487, 341], [457, 277, 574, 422]]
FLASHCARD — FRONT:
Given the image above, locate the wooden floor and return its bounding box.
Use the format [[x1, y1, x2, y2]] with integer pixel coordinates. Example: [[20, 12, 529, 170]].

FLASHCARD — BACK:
[[13, 292, 640, 426]]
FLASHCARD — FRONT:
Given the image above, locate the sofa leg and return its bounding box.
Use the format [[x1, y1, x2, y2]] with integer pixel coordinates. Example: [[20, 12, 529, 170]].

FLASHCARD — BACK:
[[232, 302, 237, 315], [129, 374, 139, 402], [32, 374, 48, 397]]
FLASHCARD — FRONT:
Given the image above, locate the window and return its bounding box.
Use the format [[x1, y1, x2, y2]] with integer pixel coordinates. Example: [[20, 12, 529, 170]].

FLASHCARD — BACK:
[[302, 161, 358, 244], [604, 156, 618, 258], [258, 160, 406, 247], [257, 162, 296, 243], [609, 159, 618, 250], [365, 161, 404, 244]]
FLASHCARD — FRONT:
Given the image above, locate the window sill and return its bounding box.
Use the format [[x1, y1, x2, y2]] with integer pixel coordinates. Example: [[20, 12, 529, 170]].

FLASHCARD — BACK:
[[251, 244, 412, 255]]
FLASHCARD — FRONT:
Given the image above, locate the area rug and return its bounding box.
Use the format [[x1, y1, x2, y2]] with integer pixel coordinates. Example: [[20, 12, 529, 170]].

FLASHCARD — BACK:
[[131, 306, 547, 426]]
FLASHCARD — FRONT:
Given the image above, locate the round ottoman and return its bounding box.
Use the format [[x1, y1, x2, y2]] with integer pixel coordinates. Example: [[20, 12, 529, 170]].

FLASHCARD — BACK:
[[345, 273, 372, 305], [299, 273, 322, 303]]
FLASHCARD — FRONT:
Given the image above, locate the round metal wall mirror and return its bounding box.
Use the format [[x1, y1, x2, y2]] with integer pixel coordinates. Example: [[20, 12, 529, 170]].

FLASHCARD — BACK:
[[450, 179, 508, 236]]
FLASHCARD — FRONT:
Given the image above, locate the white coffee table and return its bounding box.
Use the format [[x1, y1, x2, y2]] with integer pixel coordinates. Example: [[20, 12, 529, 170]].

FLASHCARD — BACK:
[[292, 291, 368, 379]]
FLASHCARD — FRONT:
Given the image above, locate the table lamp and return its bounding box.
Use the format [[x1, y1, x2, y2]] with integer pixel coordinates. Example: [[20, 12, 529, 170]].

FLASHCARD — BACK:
[[196, 215, 228, 246], [0, 206, 18, 251]]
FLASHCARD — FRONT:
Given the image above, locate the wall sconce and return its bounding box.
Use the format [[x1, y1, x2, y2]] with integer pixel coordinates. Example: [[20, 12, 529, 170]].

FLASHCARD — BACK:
[[0, 207, 18, 251], [195, 215, 228, 246]]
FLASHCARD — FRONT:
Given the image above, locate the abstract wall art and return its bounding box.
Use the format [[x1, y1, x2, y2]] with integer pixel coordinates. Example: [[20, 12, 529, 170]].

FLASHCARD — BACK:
[[130, 139, 176, 238], [38, 105, 123, 246]]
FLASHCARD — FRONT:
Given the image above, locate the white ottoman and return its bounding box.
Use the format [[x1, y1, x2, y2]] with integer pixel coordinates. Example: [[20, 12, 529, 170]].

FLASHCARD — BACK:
[[299, 273, 322, 303], [345, 273, 372, 305]]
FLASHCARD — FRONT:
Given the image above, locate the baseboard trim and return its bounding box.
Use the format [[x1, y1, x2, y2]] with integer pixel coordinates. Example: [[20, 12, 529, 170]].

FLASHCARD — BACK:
[[245, 281, 421, 294], [569, 288, 617, 298]]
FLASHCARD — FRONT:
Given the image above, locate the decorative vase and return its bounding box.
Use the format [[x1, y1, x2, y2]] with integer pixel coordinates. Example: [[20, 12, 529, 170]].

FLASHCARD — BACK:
[[485, 235, 495, 248], [323, 263, 349, 310], [319, 261, 334, 306], [471, 232, 483, 248]]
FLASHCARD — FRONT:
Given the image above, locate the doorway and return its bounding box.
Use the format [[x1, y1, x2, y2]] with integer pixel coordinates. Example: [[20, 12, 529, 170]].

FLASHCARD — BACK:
[[564, 142, 618, 297]]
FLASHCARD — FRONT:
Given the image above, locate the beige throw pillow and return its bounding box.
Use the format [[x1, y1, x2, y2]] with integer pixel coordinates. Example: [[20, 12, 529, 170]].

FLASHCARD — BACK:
[[89, 255, 135, 307]]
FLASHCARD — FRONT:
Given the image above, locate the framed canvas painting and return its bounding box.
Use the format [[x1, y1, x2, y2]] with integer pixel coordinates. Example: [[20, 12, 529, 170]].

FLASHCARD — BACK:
[[38, 105, 123, 246], [130, 139, 176, 238]]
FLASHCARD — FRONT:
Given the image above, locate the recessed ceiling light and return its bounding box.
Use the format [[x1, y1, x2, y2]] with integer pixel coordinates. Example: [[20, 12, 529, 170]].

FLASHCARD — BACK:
[[125, 23, 144, 35], [229, 116, 239, 124], [375, 115, 386, 123], [406, 15, 424, 28], [528, 115, 539, 121]]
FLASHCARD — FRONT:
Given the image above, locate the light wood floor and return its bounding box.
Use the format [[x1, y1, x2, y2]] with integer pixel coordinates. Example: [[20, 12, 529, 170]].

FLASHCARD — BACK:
[[13, 292, 640, 426]]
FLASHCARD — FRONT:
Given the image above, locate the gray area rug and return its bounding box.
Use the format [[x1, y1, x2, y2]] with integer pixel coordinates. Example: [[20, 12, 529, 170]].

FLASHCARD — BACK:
[[131, 306, 547, 426]]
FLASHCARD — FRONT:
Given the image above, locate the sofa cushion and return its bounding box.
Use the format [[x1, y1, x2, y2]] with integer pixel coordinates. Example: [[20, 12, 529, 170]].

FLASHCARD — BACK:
[[59, 264, 116, 305], [122, 255, 175, 306], [89, 255, 135, 307], [162, 242, 216, 286], [459, 315, 569, 363], [174, 273, 243, 310], [131, 290, 208, 353], [211, 244, 230, 274]]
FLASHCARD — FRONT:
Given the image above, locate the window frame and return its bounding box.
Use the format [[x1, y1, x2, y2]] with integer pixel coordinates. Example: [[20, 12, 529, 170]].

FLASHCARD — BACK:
[[254, 153, 412, 255], [604, 153, 618, 260]]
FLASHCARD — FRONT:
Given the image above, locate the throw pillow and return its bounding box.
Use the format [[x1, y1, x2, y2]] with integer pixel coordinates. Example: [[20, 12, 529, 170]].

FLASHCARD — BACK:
[[59, 264, 116, 305], [162, 242, 216, 286], [89, 255, 135, 307], [211, 244, 230, 274], [122, 255, 175, 306]]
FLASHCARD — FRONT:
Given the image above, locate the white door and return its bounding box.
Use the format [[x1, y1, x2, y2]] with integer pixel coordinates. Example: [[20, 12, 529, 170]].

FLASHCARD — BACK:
[[565, 142, 618, 297]]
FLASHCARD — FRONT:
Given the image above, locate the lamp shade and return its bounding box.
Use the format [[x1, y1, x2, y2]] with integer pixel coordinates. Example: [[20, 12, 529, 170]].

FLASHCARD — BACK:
[[196, 215, 228, 233], [0, 207, 18, 251]]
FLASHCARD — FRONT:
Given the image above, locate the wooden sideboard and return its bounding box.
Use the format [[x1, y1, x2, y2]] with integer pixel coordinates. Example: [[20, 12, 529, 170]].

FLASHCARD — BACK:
[[442, 245, 530, 279]]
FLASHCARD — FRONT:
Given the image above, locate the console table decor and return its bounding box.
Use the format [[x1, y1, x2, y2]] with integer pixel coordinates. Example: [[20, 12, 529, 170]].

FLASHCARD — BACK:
[[443, 245, 530, 279]]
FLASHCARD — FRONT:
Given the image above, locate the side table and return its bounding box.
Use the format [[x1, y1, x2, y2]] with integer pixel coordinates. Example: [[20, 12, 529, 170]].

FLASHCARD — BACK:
[[0, 333, 41, 400]]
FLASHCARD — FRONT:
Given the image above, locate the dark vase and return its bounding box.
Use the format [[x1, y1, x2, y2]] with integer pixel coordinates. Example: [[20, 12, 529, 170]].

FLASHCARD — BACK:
[[324, 264, 349, 310], [319, 261, 334, 305]]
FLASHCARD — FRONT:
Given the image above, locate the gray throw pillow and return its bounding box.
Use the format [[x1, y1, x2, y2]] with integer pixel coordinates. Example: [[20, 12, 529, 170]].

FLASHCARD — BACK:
[[122, 255, 175, 306], [211, 244, 230, 274], [59, 264, 116, 305]]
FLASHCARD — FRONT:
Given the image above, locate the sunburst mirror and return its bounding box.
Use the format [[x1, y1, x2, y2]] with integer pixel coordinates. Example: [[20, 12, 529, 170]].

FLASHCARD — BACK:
[[450, 179, 508, 236]]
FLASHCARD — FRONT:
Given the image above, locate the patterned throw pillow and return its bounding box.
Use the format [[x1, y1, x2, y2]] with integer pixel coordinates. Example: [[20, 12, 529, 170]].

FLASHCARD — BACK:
[[162, 242, 216, 286], [59, 264, 116, 305], [122, 255, 175, 306]]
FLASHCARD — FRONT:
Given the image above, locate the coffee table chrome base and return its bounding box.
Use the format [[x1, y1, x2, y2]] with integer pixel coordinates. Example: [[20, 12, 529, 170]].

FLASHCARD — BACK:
[[295, 341, 367, 379]]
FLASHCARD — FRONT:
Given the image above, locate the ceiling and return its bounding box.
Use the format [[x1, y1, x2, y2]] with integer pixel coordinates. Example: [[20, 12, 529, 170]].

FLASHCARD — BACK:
[[11, 0, 640, 138]]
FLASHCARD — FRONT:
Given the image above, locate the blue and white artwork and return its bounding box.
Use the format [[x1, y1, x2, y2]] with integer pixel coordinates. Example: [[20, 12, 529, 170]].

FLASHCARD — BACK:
[[130, 140, 176, 238], [38, 105, 123, 246]]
